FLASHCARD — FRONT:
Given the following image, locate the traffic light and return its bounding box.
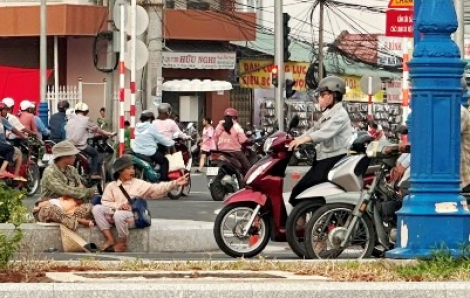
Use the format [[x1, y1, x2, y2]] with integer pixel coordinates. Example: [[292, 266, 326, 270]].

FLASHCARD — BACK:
[[271, 65, 279, 87], [283, 13, 291, 62], [285, 79, 296, 98]]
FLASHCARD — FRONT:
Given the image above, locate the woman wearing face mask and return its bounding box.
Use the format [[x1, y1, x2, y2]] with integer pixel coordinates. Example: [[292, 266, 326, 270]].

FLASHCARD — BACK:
[[288, 76, 353, 204]]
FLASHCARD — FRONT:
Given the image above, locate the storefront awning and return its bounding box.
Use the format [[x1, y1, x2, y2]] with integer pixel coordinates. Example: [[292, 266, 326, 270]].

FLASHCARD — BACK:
[[162, 79, 232, 92]]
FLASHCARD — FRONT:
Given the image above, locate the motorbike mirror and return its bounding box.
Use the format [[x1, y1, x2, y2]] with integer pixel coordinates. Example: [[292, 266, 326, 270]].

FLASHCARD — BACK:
[[288, 115, 300, 130]]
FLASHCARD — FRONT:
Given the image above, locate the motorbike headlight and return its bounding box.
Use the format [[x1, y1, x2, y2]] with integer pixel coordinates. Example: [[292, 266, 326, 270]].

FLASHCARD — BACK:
[[263, 137, 276, 152], [245, 160, 273, 185]]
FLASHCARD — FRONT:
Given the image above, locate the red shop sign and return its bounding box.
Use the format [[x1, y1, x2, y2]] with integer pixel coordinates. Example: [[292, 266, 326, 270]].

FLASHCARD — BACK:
[[386, 9, 413, 37]]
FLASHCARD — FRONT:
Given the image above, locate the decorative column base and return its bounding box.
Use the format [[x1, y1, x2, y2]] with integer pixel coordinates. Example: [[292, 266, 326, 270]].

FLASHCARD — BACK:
[[387, 194, 470, 258]]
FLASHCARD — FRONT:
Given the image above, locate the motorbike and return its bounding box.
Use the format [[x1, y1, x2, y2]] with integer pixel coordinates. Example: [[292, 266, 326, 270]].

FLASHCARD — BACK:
[[245, 129, 266, 165], [74, 135, 116, 195], [213, 116, 375, 258], [0, 137, 42, 196], [129, 131, 192, 200], [303, 140, 405, 259]]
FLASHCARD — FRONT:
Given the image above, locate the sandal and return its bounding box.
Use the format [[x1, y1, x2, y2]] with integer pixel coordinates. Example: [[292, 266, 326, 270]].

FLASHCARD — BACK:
[[0, 172, 15, 179]]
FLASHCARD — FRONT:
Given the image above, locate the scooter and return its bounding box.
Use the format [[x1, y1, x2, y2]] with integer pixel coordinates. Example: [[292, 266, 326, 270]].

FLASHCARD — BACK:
[[129, 131, 192, 200], [303, 140, 406, 259], [74, 135, 116, 195], [0, 137, 42, 196], [213, 116, 374, 258]]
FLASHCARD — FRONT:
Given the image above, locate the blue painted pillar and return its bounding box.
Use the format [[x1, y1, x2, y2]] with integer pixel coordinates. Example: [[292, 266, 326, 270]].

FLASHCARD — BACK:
[[38, 102, 49, 127], [413, 0, 422, 46], [387, 0, 470, 259]]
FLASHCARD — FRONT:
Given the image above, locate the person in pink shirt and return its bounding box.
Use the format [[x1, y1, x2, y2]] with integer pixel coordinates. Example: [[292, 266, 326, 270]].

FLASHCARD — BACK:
[[213, 108, 251, 175], [18, 100, 38, 137], [195, 117, 216, 173], [153, 103, 188, 141]]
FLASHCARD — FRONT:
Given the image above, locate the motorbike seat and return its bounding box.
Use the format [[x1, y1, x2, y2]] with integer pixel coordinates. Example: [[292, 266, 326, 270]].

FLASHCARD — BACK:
[[127, 151, 155, 165]]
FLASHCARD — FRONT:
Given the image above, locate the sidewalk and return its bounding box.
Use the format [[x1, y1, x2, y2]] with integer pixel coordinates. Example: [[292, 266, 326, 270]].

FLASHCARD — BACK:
[[2, 277, 469, 297]]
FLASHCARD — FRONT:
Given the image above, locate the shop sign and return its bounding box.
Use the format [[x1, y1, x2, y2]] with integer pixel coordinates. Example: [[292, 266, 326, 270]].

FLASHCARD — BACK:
[[162, 52, 237, 69], [341, 75, 384, 102], [386, 9, 413, 37], [377, 36, 404, 66], [386, 80, 402, 103], [239, 60, 309, 90]]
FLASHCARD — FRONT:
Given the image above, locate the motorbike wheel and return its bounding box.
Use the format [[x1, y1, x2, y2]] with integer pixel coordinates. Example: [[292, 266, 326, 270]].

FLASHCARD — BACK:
[[304, 203, 375, 259], [209, 172, 233, 201], [26, 164, 40, 197], [168, 185, 183, 200], [285, 200, 324, 258], [182, 176, 191, 196], [213, 203, 271, 258]]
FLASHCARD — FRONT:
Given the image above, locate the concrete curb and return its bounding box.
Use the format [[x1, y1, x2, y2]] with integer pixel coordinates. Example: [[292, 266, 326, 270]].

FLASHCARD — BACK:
[[0, 219, 218, 253], [2, 281, 470, 297]]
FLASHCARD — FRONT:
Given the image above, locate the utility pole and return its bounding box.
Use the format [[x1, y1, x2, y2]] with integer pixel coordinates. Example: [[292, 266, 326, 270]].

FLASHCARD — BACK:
[[318, 0, 324, 80], [146, 1, 164, 112], [455, 0, 465, 57], [39, 0, 48, 125], [274, 0, 284, 131], [106, 0, 115, 130]]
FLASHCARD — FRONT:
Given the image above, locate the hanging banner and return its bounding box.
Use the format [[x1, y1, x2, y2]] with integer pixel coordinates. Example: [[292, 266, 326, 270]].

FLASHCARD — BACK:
[[239, 60, 309, 90], [341, 75, 384, 102], [386, 80, 402, 103]]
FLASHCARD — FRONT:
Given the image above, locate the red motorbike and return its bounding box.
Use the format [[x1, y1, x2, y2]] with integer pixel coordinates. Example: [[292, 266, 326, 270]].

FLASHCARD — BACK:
[[213, 117, 375, 258]]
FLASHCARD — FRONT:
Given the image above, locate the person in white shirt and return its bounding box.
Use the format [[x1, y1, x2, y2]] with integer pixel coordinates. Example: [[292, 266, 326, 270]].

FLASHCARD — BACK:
[[1, 97, 34, 139]]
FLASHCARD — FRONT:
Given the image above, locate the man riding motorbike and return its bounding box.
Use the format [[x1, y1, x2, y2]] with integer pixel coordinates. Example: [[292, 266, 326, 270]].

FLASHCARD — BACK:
[[288, 76, 353, 204], [65, 102, 115, 180], [213, 108, 251, 176], [132, 110, 175, 181], [49, 100, 69, 143], [153, 103, 188, 140]]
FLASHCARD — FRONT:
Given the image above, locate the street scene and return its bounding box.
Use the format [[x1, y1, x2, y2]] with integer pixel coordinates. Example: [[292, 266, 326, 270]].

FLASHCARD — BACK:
[[2, 0, 470, 296]]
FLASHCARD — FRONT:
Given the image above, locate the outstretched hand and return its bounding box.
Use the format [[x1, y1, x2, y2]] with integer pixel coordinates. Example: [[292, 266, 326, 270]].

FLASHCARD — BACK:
[[175, 173, 189, 186]]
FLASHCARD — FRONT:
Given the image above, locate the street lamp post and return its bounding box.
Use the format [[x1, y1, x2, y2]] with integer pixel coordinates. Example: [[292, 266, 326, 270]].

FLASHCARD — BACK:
[[39, 0, 48, 125], [387, 0, 470, 259]]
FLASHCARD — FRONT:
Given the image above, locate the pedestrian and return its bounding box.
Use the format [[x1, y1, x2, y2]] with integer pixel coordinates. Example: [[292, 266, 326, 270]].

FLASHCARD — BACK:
[[34, 140, 97, 229], [195, 117, 215, 173], [92, 155, 188, 252], [49, 100, 69, 143], [97, 107, 108, 129]]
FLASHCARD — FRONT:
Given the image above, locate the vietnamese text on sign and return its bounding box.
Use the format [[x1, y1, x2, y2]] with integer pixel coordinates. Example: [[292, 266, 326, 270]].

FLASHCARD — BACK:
[[386, 9, 414, 37], [239, 60, 309, 90], [388, 0, 413, 8], [162, 52, 237, 69]]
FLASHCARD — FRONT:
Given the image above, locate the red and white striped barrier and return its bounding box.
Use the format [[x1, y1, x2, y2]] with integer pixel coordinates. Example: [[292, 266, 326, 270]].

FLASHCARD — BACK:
[[402, 37, 410, 124], [118, 3, 126, 157]]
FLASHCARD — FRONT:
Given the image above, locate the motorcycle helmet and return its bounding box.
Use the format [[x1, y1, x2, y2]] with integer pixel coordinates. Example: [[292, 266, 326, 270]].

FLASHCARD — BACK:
[[224, 108, 238, 118], [316, 76, 347, 95], [140, 110, 155, 122], [57, 100, 70, 112], [75, 102, 89, 112], [2, 97, 15, 108], [157, 103, 172, 115], [20, 100, 32, 111]]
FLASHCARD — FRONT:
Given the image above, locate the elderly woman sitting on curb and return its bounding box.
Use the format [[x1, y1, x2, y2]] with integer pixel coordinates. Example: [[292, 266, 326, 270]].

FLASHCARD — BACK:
[[34, 140, 96, 230], [93, 155, 188, 252]]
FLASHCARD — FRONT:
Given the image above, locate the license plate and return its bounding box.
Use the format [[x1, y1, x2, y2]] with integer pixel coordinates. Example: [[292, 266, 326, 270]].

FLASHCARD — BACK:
[[206, 167, 219, 176]]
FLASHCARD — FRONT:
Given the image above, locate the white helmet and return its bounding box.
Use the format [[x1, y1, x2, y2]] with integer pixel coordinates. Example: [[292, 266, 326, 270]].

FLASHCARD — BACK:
[[20, 100, 32, 111], [2, 97, 14, 108], [74, 102, 89, 112]]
